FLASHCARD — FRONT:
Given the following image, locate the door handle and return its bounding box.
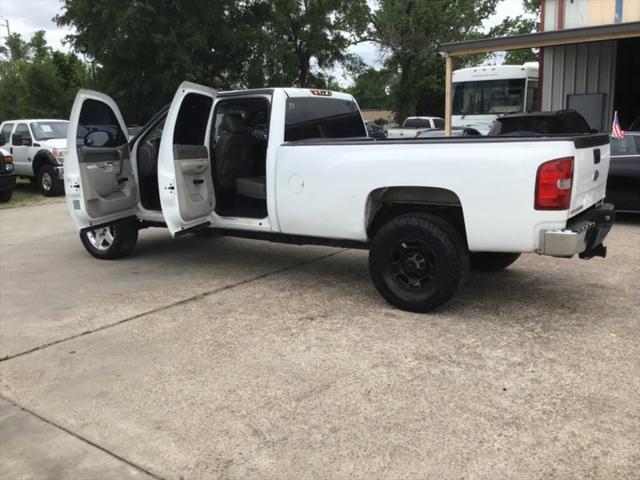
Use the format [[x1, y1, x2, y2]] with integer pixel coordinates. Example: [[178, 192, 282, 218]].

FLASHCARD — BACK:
[[193, 179, 204, 185]]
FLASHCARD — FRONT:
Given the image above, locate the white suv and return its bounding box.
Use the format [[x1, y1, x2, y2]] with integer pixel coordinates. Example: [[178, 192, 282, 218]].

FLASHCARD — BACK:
[[0, 119, 68, 196]]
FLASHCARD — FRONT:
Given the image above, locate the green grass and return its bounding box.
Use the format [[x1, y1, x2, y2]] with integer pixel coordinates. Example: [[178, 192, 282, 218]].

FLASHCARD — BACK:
[[0, 177, 65, 210]]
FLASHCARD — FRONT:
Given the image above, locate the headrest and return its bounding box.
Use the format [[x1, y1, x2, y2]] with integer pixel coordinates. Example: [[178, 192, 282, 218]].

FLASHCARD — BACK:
[[221, 113, 247, 134]]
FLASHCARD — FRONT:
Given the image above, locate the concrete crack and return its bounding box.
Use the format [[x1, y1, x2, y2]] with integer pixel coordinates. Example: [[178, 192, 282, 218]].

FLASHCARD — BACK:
[[0, 250, 344, 363], [0, 394, 169, 480]]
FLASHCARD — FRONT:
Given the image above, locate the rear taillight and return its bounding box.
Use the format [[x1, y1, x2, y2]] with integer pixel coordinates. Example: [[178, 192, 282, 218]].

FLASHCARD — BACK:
[[535, 157, 574, 210]]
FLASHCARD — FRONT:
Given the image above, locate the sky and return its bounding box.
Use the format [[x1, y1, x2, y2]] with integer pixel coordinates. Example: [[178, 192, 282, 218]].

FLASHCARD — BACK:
[[0, 0, 527, 81]]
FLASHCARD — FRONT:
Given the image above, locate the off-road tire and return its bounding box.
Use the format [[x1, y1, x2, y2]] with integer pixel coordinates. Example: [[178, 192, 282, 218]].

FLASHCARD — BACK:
[[369, 213, 469, 313], [469, 252, 521, 272], [80, 219, 139, 260], [37, 165, 64, 196]]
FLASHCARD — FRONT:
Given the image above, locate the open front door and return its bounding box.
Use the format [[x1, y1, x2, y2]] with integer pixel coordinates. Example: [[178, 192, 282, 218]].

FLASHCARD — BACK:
[[65, 90, 138, 230], [158, 81, 217, 236]]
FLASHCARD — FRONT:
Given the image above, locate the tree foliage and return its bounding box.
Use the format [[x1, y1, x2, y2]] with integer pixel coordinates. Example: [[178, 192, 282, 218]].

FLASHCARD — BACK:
[[56, 0, 370, 123], [369, 0, 500, 121], [488, 0, 540, 64], [347, 68, 393, 110], [0, 32, 90, 122]]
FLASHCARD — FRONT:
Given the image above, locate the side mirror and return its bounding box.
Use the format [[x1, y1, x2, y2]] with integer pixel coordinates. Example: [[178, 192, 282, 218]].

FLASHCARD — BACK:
[[11, 133, 21, 146], [84, 130, 111, 148], [0, 134, 5, 145], [21, 135, 32, 146]]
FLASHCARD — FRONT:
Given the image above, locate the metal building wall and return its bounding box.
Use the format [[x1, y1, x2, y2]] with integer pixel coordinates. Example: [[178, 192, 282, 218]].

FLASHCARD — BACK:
[[541, 40, 617, 129]]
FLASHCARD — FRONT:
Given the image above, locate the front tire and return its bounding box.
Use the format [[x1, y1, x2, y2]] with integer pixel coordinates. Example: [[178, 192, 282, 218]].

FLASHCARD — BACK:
[[37, 165, 64, 196], [369, 213, 469, 313], [470, 252, 521, 272], [80, 219, 139, 260]]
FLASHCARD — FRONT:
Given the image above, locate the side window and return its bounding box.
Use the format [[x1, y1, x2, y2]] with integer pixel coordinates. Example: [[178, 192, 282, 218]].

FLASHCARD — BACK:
[[78, 99, 127, 148], [13, 123, 31, 145], [212, 97, 270, 143], [0, 123, 13, 144], [433, 119, 445, 129], [174, 93, 213, 145], [611, 136, 639, 156], [284, 97, 366, 142]]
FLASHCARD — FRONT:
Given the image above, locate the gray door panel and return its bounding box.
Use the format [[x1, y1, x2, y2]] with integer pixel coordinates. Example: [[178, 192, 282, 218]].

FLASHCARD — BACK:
[[78, 144, 137, 219], [173, 144, 213, 221]]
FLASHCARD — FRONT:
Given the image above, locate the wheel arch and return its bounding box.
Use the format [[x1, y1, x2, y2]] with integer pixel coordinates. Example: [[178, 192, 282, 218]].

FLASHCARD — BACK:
[[365, 186, 467, 244], [32, 149, 56, 177]]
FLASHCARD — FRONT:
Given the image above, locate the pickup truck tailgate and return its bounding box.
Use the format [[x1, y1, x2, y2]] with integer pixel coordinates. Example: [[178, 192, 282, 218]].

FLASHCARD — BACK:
[[571, 136, 610, 216]]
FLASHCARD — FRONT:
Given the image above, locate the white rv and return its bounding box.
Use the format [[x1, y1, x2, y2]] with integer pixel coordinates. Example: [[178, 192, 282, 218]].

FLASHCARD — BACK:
[[452, 63, 539, 134]]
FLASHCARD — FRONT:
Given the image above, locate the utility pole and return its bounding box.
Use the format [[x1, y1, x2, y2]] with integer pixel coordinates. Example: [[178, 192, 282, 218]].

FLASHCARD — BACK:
[[0, 17, 10, 37]]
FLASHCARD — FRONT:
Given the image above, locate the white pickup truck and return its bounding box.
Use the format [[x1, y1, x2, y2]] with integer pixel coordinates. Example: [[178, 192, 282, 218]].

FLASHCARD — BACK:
[[385, 116, 445, 139], [0, 119, 68, 195], [64, 83, 614, 312]]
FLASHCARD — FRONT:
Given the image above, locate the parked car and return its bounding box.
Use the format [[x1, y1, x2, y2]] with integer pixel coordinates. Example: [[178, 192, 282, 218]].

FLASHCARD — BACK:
[[608, 132, 640, 213], [416, 127, 481, 138], [65, 84, 613, 313], [487, 110, 594, 136], [0, 147, 16, 202], [0, 119, 67, 196], [365, 122, 387, 139], [386, 116, 445, 138]]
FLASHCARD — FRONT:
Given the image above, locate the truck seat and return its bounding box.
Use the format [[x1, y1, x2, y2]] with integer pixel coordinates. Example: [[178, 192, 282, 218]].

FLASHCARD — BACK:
[[236, 176, 266, 200], [214, 114, 254, 192]]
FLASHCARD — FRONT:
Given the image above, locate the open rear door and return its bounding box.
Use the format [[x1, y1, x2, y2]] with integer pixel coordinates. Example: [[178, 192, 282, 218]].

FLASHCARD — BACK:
[[158, 81, 217, 236], [65, 90, 138, 230]]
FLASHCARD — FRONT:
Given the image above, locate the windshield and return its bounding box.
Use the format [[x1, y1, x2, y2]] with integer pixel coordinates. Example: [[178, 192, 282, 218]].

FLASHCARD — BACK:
[[30, 121, 69, 140], [453, 79, 526, 115]]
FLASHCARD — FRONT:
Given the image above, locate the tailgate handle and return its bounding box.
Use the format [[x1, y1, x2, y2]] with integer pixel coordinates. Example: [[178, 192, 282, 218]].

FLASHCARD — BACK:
[[593, 149, 601, 164]]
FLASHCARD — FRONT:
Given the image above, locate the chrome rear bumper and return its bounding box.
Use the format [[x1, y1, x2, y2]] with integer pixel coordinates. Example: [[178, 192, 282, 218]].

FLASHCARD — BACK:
[[540, 203, 615, 259]]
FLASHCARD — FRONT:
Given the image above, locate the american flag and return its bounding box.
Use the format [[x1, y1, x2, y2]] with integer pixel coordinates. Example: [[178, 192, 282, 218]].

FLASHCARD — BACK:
[[612, 111, 625, 140]]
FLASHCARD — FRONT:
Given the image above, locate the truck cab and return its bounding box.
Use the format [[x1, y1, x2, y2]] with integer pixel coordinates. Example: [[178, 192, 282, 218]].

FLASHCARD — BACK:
[[65, 83, 367, 242]]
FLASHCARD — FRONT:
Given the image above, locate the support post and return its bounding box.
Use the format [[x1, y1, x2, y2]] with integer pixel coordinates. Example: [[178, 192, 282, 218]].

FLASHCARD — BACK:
[[444, 54, 453, 137]]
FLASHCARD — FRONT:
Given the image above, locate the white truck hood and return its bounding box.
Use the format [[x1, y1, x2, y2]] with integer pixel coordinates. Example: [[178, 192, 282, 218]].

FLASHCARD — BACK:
[[38, 138, 67, 149]]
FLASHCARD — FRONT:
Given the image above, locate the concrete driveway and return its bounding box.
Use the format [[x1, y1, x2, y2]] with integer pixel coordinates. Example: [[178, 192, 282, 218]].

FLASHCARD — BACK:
[[1, 203, 639, 479]]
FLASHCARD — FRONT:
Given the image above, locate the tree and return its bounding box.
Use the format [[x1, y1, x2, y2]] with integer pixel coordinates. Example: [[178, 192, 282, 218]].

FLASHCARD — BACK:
[[371, 0, 500, 122], [0, 31, 90, 122], [56, 0, 250, 123], [489, 0, 541, 64], [244, 0, 370, 87], [56, 0, 371, 122], [347, 68, 393, 110]]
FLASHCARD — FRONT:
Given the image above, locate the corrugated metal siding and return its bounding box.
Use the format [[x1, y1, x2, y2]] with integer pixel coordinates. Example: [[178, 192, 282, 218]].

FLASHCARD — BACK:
[[542, 40, 617, 128]]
